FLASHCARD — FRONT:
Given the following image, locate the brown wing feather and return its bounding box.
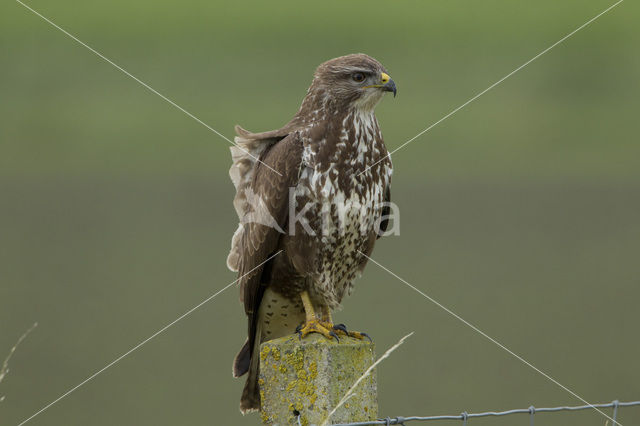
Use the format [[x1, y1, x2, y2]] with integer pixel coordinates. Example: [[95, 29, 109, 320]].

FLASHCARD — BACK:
[[236, 131, 303, 353], [234, 132, 303, 412]]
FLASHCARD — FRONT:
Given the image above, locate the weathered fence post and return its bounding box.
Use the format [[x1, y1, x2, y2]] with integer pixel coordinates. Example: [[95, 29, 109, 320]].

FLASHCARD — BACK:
[[259, 333, 378, 425]]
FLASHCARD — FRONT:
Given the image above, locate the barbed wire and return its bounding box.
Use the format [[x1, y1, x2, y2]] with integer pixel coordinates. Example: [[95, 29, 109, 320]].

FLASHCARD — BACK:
[[330, 400, 640, 426]]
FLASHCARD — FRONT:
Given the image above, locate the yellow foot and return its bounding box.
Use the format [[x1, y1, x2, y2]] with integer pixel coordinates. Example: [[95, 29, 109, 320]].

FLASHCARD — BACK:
[[321, 322, 372, 342], [295, 319, 340, 342]]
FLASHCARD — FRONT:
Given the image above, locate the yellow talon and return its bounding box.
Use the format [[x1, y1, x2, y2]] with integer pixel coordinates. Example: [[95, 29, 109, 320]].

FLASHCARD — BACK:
[[296, 319, 339, 341], [297, 291, 372, 342], [321, 305, 371, 341], [331, 323, 372, 341], [297, 291, 339, 341]]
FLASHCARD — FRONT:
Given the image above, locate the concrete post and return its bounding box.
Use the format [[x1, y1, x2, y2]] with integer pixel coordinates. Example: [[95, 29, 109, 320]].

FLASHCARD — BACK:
[[259, 334, 377, 425]]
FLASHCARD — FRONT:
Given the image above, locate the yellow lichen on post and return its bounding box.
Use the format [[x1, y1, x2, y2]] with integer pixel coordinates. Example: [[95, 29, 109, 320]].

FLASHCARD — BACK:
[[259, 334, 377, 425]]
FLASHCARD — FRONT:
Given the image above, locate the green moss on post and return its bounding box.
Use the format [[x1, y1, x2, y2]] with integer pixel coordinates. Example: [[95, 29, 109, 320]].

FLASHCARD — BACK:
[[259, 334, 377, 425]]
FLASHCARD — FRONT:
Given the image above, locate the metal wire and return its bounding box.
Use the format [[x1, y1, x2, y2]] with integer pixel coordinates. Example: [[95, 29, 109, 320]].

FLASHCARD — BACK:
[[332, 400, 640, 425]]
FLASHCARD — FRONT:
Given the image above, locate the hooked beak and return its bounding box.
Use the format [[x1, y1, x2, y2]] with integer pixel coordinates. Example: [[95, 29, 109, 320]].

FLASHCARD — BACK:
[[363, 72, 397, 97], [380, 72, 397, 97]]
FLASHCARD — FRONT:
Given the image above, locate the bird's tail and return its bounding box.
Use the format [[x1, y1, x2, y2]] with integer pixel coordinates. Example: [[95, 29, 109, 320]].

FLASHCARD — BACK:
[[236, 320, 263, 414], [232, 338, 251, 378], [233, 286, 307, 414], [239, 355, 261, 414]]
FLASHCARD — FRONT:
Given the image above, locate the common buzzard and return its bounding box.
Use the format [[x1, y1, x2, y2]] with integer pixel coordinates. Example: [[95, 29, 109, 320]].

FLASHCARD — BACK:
[[227, 53, 396, 413]]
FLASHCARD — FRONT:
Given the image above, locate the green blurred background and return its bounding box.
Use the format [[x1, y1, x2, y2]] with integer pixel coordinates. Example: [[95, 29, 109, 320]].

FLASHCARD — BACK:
[[1, 0, 639, 425]]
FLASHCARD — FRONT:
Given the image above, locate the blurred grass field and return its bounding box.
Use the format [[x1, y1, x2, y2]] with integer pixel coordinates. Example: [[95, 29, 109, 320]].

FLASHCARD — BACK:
[[1, 1, 639, 425]]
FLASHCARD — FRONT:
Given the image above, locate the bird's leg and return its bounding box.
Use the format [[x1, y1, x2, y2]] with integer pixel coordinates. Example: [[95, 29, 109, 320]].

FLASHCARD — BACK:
[[295, 291, 339, 342], [320, 305, 372, 342], [320, 305, 333, 326]]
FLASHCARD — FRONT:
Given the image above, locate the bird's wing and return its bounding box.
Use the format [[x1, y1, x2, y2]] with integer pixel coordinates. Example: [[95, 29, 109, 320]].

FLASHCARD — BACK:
[[235, 132, 304, 345], [227, 124, 300, 272]]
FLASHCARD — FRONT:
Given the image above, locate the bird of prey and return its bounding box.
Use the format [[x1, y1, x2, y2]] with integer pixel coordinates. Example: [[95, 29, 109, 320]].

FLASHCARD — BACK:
[[227, 53, 396, 413]]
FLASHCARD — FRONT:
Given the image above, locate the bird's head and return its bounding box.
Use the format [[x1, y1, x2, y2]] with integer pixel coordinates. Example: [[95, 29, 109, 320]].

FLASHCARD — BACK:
[[309, 53, 396, 112]]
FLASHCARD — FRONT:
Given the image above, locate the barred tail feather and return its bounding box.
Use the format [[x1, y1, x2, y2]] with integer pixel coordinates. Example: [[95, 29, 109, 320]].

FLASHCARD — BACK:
[[239, 357, 260, 414], [239, 321, 263, 414]]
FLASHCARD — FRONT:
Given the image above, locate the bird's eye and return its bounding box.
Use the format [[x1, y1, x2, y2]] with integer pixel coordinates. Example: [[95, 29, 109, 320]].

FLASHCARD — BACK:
[[352, 72, 366, 83]]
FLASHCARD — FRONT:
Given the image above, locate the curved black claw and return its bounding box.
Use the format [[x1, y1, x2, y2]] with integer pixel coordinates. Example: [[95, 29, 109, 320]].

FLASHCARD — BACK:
[[332, 323, 372, 342], [333, 323, 348, 334], [296, 320, 340, 342], [295, 324, 303, 340]]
